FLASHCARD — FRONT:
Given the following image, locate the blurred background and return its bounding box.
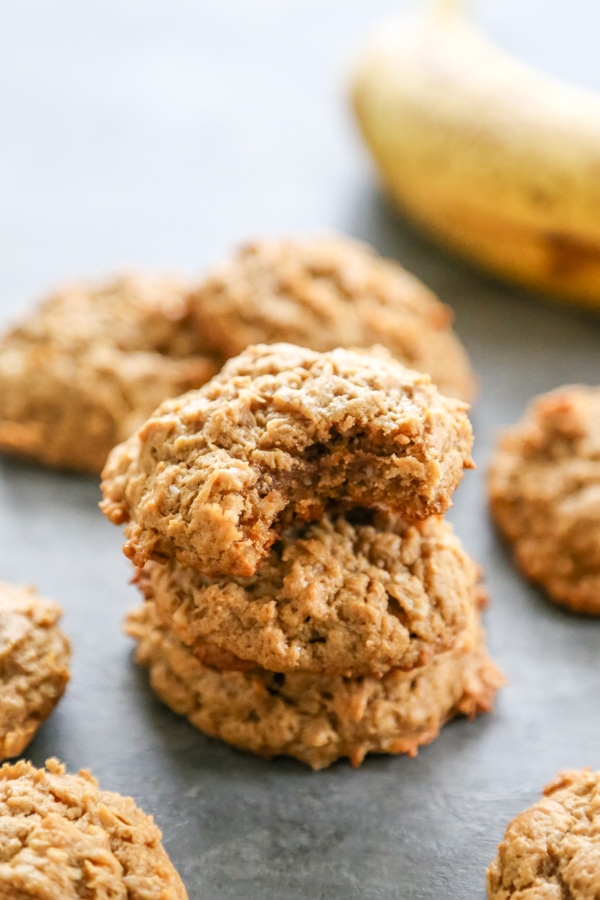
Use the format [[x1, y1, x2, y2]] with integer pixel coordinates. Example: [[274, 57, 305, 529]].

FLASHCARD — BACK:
[[1, 2, 600, 898], [2, 0, 600, 312]]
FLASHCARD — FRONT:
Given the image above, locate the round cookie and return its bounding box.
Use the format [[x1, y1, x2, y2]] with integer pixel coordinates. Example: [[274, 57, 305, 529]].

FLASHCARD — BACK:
[[0, 274, 220, 473], [137, 511, 479, 678], [101, 342, 474, 578], [0, 757, 188, 898], [488, 385, 600, 613], [487, 769, 600, 899], [190, 235, 475, 401], [0, 582, 70, 760], [125, 598, 503, 770]]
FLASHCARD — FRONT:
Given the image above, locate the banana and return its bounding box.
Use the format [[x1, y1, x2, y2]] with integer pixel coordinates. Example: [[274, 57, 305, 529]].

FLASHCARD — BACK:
[[351, 3, 600, 307]]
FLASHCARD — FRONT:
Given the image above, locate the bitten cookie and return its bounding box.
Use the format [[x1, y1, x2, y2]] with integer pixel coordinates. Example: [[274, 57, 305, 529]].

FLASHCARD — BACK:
[[0, 582, 70, 760], [0, 274, 220, 473], [487, 769, 600, 899], [125, 597, 503, 770], [137, 511, 478, 677], [488, 386, 600, 613], [190, 235, 475, 401], [0, 757, 188, 899], [101, 343, 474, 578]]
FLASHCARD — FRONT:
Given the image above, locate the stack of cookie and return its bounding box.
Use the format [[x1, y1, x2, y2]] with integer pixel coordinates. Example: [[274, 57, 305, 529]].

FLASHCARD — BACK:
[[102, 342, 503, 769]]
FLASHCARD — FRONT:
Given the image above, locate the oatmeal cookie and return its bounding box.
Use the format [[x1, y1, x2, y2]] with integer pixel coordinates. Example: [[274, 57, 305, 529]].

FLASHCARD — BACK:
[[0, 582, 70, 760], [101, 343, 474, 578], [125, 598, 503, 770], [0, 274, 220, 473], [0, 757, 188, 899], [487, 769, 600, 899], [137, 511, 478, 677], [488, 386, 600, 613], [190, 236, 475, 401]]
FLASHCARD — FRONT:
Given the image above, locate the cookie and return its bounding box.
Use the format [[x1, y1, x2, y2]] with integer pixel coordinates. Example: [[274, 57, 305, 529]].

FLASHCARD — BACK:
[[190, 236, 475, 401], [125, 597, 503, 770], [0, 582, 70, 760], [137, 511, 478, 677], [0, 757, 188, 898], [488, 386, 600, 613], [0, 274, 220, 473], [486, 769, 600, 899], [101, 343, 474, 578]]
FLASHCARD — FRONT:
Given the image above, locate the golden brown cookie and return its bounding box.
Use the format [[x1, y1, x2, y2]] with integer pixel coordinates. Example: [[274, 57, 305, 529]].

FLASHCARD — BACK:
[[101, 343, 474, 578], [0, 582, 70, 760], [125, 597, 503, 771], [488, 386, 600, 613], [0, 757, 188, 899], [136, 511, 478, 678], [0, 274, 220, 473], [190, 236, 475, 401], [487, 769, 600, 899]]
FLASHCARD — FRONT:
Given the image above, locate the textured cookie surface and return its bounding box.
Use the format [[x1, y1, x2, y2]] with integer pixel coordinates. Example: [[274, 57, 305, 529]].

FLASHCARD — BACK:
[[487, 769, 600, 899], [102, 343, 473, 577], [0, 274, 220, 473], [190, 236, 475, 401], [126, 598, 502, 770], [489, 386, 600, 612], [0, 757, 188, 899], [138, 511, 477, 677], [0, 582, 70, 760]]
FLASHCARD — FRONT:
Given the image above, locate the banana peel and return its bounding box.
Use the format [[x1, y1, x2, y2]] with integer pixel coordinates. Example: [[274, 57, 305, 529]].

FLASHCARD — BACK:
[[351, 4, 600, 308]]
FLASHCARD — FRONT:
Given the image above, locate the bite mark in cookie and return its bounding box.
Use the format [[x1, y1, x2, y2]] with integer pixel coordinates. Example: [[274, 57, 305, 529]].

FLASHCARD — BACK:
[[489, 385, 600, 613], [101, 343, 473, 578]]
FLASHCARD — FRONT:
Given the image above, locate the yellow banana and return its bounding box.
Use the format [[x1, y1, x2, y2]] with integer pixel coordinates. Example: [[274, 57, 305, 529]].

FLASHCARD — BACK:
[[351, 4, 600, 308]]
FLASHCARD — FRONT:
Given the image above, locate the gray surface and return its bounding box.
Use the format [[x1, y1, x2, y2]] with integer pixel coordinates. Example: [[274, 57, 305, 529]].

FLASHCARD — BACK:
[[1, 1, 600, 897]]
